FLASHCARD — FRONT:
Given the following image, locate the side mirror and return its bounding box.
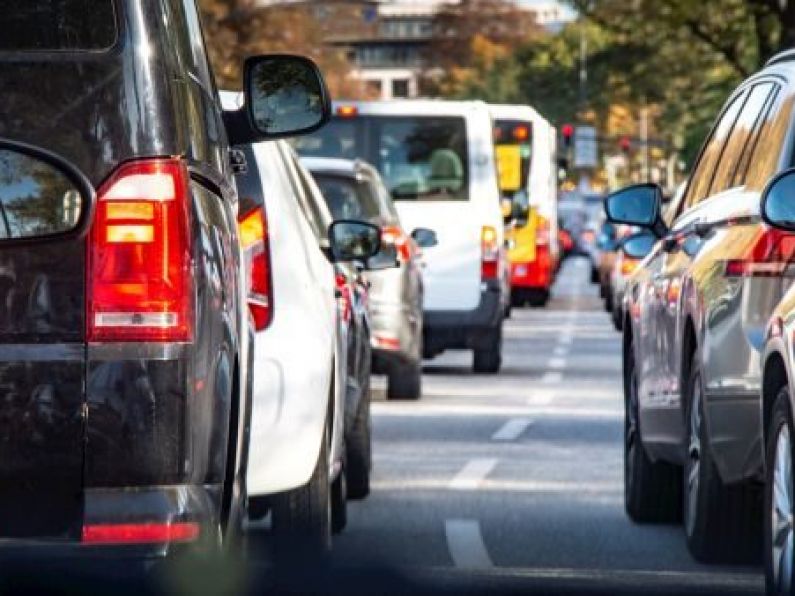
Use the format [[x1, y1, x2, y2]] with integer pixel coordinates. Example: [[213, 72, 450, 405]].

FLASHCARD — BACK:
[[411, 227, 438, 248], [621, 231, 657, 260], [762, 168, 795, 231], [604, 183, 664, 234], [224, 54, 331, 145], [329, 220, 381, 264]]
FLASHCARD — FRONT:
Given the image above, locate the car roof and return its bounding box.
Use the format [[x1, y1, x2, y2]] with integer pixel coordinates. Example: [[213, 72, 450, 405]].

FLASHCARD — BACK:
[[332, 99, 490, 118], [300, 156, 379, 181]]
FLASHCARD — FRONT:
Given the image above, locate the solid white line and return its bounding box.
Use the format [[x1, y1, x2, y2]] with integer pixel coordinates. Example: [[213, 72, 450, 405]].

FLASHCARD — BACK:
[[527, 390, 555, 406], [492, 417, 533, 441], [541, 371, 563, 384], [547, 357, 567, 370], [445, 519, 494, 569], [553, 345, 569, 357], [559, 334, 574, 346], [448, 458, 498, 490]]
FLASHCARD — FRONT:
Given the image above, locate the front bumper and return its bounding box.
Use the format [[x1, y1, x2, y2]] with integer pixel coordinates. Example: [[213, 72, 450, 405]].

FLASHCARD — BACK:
[[423, 281, 502, 356]]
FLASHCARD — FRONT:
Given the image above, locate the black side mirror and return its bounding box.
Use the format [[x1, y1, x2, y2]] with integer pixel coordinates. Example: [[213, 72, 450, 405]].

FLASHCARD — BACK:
[[411, 227, 438, 248], [762, 168, 795, 230], [604, 183, 665, 235], [621, 231, 657, 260], [224, 54, 331, 145], [329, 220, 381, 264]]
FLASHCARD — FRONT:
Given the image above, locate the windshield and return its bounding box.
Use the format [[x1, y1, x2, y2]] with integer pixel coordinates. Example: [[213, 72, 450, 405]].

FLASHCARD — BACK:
[[313, 174, 382, 222], [0, 0, 117, 51], [295, 114, 470, 202]]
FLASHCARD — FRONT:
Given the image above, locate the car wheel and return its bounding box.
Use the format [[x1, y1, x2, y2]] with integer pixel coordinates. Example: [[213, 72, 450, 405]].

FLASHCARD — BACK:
[[473, 325, 502, 374], [624, 341, 682, 522], [612, 303, 623, 332], [504, 301, 512, 319], [527, 289, 549, 308], [346, 378, 372, 500], [510, 292, 525, 308], [271, 425, 332, 559], [591, 266, 600, 284], [765, 387, 795, 596], [331, 460, 347, 535], [683, 362, 761, 563], [387, 359, 422, 400], [604, 288, 614, 313]]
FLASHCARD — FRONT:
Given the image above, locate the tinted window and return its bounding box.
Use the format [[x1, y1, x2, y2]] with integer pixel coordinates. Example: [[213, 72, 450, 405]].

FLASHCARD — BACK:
[[494, 119, 532, 204], [0, 0, 117, 51], [295, 115, 470, 202], [710, 83, 773, 194], [314, 175, 382, 223], [744, 91, 795, 191], [682, 90, 747, 210]]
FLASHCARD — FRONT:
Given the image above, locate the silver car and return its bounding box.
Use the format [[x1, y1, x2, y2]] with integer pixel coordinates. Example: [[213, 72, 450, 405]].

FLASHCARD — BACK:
[[612, 51, 795, 567], [303, 157, 435, 400]]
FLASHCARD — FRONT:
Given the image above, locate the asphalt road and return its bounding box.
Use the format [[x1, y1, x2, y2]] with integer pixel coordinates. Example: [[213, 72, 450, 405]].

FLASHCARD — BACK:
[[321, 256, 763, 596]]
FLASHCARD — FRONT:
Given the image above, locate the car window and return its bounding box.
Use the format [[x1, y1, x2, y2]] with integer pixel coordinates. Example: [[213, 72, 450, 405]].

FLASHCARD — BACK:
[[0, 0, 117, 51], [732, 86, 779, 188], [314, 174, 382, 223], [744, 90, 795, 191], [710, 82, 774, 194], [681, 89, 748, 211]]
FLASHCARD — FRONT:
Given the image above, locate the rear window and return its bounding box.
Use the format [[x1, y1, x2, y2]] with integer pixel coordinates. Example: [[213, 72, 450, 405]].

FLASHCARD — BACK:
[[314, 174, 382, 222], [0, 0, 118, 51], [295, 115, 470, 202]]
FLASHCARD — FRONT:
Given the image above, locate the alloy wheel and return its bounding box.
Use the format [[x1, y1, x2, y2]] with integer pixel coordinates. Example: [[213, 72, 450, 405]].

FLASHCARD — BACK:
[[772, 424, 794, 594], [685, 377, 702, 538]]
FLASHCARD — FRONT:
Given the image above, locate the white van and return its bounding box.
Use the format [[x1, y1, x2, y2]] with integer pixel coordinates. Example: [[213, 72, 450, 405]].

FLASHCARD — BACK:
[[489, 104, 560, 306], [295, 100, 506, 373]]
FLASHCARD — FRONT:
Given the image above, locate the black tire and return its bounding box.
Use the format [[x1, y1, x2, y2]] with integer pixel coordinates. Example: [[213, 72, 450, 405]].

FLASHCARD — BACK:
[[473, 325, 502, 374], [271, 427, 332, 559], [527, 289, 549, 308], [510, 292, 525, 308], [683, 362, 762, 563], [612, 302, 623, 332], [591, 266, 600, 284], [346, 380, 372, 500], [387, 359, 422, 400], [604, 288, 614, 313], [504, 302, 512, 319], [331, 461, 347, 535], [624, 341, 682, 523], [765, 387, 795, 596]]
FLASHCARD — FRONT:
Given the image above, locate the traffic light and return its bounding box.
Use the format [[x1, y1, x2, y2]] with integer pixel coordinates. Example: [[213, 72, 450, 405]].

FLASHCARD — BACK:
[[562, 124, 574, 149], [620, 135, 631, 154]]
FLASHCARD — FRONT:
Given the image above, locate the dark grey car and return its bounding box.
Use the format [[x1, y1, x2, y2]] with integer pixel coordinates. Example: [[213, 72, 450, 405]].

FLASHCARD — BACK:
[[610, 50, 795, 565], [0, 0, 329, 555]]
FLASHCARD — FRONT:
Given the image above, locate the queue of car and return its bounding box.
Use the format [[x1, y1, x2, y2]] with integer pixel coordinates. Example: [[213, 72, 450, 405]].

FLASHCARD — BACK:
[[604, 49, 795, 594]]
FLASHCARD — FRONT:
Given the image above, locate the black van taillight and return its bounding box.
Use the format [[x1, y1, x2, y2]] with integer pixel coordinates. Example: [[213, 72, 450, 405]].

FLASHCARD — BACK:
[[88, 158, 193, 342], [238, 205, 273, 331]]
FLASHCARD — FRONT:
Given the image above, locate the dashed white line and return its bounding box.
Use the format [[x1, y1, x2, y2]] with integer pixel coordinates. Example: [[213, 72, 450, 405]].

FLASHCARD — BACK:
[[448, 458, 498, 490], [541, 371, 563, 384], [491, 417, 533, 441], [559, 334, 574, 346], [553, 345, 569, 357], [547, 357, 567, 370], [445, 519, 494, 569]]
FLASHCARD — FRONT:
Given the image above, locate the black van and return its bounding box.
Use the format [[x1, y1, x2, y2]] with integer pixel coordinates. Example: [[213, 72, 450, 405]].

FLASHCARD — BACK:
[[0, 0, 331, 554]]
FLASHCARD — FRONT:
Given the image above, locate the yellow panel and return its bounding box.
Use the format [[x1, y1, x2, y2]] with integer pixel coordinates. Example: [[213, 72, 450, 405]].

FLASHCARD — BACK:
[[507, 207, 537, 263], [496, 144, 522, 192]]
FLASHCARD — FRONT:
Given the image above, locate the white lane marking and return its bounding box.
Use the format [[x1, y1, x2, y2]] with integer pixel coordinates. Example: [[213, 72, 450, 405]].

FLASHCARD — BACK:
[[445, 519, 494, 569], [528, 391, 555, 406], [553, 345, 569, 357], [541, 371, 563, 384], [547, 357, 567, 370], [559, 334, 574, 346], [492, 417, 533, 441], [448, 458, 498, 490]]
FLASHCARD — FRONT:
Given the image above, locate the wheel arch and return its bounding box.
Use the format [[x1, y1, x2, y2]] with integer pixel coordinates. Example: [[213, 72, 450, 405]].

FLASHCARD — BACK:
[[763, 350, 789, 449]]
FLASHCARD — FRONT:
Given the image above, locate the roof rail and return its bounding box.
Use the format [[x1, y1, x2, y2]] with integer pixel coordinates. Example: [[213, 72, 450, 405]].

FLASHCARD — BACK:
[[766, 49, 795, 67]]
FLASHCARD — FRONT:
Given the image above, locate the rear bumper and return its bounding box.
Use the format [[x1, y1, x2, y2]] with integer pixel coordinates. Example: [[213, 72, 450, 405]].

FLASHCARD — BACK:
[[370, 302, 418, 372], [423, 281, 502, 355], [510, 247, 552, 290], [0, 484, 220, 559]]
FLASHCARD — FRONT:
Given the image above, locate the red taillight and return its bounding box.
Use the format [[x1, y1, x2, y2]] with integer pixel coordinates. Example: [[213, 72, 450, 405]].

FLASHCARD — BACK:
[[336, 105, 358, 118], [335, 273, 352, 324], [382, 225, 413, 262], [88, 158, 193, 342], [82, 522, 200, 545], [481, 225, 500, 280], [239, 206, 273, 331], [723, 227, 795, 278], [620, 257, 640, 277]]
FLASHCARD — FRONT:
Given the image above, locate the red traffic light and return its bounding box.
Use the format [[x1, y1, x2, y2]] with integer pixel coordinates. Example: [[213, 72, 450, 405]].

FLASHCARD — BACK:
[[561, 124, 574, 148], [620, 136, 631, 152]]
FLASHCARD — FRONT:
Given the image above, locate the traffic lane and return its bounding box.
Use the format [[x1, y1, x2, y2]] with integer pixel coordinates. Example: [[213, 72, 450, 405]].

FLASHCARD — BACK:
[[328, 258, 762, 595]]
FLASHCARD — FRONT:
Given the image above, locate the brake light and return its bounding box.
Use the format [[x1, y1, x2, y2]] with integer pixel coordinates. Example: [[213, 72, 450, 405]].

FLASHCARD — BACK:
[[512, 125, 530, 142], [336, 273, 352, 324], [723, 227, 795, 278], [382, 225, 412, 262], [82, 522, 200, 545], [481, 225, 500, 280], [620, 257, 640, 277], [536, 215, 550, 247], [337, 105, 358, 118], [239, 206, 273, 331], [88, 158, 193, 342]]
